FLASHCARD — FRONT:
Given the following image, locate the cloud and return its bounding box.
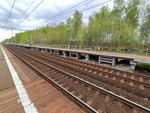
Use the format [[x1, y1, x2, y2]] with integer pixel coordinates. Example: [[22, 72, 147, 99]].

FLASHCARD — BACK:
[[0, 0, 113, 28], [0, 0, 114, 42]]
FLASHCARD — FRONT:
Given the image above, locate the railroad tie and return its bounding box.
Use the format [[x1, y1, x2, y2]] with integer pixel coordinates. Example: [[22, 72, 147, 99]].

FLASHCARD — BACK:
[[99, 68, 103, 70], [131, 75, 134, 79], [104, 74, 108, 78], [123, 73, 127, 77], [94, 91, 99, 96], [97, 109, 103, 113], [61, 83, 65, 86], [86, 100, 93, 106], [91, 66, 95, 68], [71, 91, 75, 94], [139, 77, 143, 82], [89, 70, 92, 72], [81, 84, 85, 86], [99, 73, 102, 76], [78, 95, 84, 99], [95, 67, 99, 69], [129, 81, 134, 86], [75, 81, 79, 84], [110, 70, 113, 73], [84, 68, 87, 71], [65, 87, 69, 90], [93, 71, 97, 74], [76, 66, 79, 68], [120, 79, 124, 83], [104, 69, 108, 72], [133, 108, 140, 113], [139, 84, 144, 90], [117, 101, 122, 107], [112, 76, 116, 80], [116, 72, 120, 75], [87, 87, 91, 91], [104, 96, 110, 102], [80, 67, 83, 70]]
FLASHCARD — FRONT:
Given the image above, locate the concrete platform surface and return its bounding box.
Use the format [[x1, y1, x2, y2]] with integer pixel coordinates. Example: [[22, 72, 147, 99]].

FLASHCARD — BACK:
[[0, 45, 14, 91]]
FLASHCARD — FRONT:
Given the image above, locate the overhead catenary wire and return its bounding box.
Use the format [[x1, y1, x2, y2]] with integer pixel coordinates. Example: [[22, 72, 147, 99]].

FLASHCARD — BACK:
[[0, 0, 36, 30], [5, 0, 16, 26], [33, 0, 94, 28], [82, 0, 112, 12], [35, 0, 112, 29], [50, 0, 112, 25], [15, 0, 45, 27], [14, 0, 37, 26], [3, 0, 111, 31]]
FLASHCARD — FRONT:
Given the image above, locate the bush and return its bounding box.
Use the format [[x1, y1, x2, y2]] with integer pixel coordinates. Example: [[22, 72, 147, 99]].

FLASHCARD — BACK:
[[136, 62, 150, 72]]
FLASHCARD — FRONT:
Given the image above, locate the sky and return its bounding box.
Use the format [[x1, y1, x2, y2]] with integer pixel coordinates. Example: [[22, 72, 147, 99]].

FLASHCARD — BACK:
[[0, 0, 113, 42]]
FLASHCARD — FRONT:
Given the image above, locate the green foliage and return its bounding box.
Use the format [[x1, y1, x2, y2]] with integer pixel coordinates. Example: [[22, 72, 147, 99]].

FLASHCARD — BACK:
[[125, 0, 140, 28], [73, 10, 82, 38], [140, 2, 150, 47], [4, 0, 150, 51], [137, 62, 150, 70]]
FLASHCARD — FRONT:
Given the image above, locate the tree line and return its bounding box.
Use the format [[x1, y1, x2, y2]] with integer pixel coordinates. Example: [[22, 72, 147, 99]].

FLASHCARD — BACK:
[[4, 0, 150, 50]]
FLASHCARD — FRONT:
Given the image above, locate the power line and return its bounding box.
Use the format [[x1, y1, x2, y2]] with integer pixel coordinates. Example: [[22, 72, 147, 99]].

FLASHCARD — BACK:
[[13, 0, 111, 30], [15, 0, 45, 27], [82, 0, 112, 12], [14, 0, 37, 26], [51, 0, 112, 23], [21, 0, 37, 16], [5, 0, 16, 26], [33, 0, 94, 28], [35, 0, 112, 28]]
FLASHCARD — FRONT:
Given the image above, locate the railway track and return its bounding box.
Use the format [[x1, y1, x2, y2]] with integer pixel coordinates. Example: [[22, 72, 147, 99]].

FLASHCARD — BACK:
[[6, 45, 150, 113], [33, 51, 150, 89], [33, 53, 150, 89], [8, 46, 150, 98]]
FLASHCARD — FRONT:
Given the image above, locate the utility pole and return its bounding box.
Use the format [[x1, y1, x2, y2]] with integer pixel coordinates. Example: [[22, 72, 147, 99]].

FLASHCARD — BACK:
[[67, 28, 71, 48], [11, 28, 14, 44], [29, 32, 32, 47]]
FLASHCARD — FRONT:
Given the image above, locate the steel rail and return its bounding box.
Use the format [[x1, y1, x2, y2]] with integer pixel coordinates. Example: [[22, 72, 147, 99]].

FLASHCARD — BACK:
[[33, 52, 150, 87], [7, 46, 150, 113], [11, 46, 150, 88], [8, 47, 98, 113], [29, 45, 150, 79], [10, 44, 150, 79]]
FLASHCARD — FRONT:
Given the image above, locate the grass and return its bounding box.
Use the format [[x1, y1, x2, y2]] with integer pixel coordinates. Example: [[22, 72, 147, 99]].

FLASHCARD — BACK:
[[136, 62, 150, 72]]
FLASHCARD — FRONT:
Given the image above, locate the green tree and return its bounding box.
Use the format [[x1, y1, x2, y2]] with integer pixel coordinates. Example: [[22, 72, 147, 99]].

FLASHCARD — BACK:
[[73, 10, 82, 38], [110, 0, 125, 47], [125, 0, 140, 28], [140, 3, 150, 47]]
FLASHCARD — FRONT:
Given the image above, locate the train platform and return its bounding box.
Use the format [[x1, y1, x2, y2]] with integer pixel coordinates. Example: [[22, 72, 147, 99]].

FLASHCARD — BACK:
[[16, 44, 150, 70], [16, 44, 150, 60], [0, 46, 14, 91], [0, 45, 85, 113]]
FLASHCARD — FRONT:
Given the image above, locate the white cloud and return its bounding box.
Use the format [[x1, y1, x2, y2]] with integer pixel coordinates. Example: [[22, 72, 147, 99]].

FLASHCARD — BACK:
[[0, 28, 21, 42], [0, 0, 113, 42]]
